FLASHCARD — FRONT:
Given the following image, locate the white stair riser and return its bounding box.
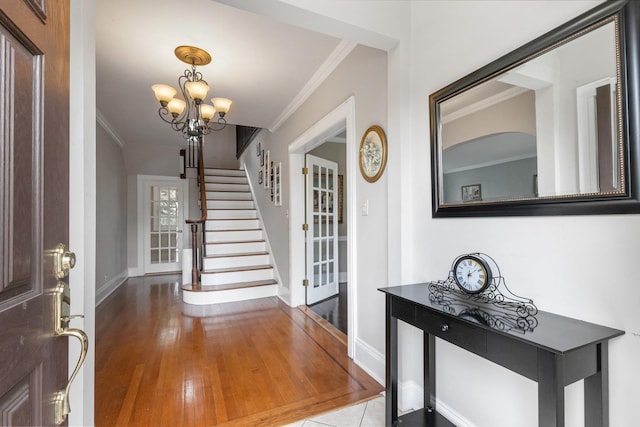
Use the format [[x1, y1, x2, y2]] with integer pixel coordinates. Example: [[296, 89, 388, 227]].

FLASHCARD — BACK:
[[204, 175, 247, 184], [203, 168, 246, 177], [206, 219, 260, 230], [201, 268, 274, 285], [206, 241, 266, 254], [206, 229, 263, 242], [183, 284, 278, 305], [206, 191, 252, 200], [205, 183, 250, 192], [203, 254, 270, 269], [206, 200, 254, 209], [207, 209, 256, 219]]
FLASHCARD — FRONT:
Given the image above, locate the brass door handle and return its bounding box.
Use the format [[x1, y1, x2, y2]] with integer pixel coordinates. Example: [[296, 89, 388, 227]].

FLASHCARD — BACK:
[[53, 281, 89, 424], [55, 327, 88, 424]]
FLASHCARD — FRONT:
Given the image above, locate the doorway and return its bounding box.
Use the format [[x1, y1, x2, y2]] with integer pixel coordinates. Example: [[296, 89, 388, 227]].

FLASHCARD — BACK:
[[137, 176, 188, 275], [288, 96, 356, 356]]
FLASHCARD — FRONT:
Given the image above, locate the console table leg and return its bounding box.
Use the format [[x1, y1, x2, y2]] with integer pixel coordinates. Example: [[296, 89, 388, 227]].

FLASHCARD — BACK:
[[385, 296, 398, 427], [585, 343, 609, 427], [538, 350, 565, 427], [424, 333, 436, 411]]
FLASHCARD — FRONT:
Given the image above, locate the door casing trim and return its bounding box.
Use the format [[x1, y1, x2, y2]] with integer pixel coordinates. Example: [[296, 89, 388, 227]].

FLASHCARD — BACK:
[[288, 96, 357, 357]]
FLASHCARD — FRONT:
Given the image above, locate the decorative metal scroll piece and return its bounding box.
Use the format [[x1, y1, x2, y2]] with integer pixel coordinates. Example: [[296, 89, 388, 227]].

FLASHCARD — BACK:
[[428, 253, 538, 333]]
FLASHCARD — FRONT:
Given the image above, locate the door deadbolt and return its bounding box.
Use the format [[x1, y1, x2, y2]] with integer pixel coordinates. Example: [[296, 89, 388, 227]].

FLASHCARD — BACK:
[[54, 243, 76, 279]]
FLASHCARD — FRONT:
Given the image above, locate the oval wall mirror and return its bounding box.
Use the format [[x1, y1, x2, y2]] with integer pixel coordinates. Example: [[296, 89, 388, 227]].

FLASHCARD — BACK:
[[429, 0, 640, 217]]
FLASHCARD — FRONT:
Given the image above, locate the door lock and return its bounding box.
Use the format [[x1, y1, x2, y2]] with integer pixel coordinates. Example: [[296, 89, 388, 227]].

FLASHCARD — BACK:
[[53, 243, 76, 279]]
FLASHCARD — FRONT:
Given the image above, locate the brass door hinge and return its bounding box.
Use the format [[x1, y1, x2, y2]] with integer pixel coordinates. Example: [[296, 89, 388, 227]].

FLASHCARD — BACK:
[[303, 279, 309, 287], [302, 167, 309, 175], [302, 223, 309, 231]]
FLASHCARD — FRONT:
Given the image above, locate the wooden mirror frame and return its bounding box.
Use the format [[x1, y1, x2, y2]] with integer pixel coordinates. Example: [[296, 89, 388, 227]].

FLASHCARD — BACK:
[[429, 0, 640, 217]]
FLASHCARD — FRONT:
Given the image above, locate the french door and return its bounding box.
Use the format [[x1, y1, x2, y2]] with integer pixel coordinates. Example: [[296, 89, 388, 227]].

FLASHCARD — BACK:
[[305, 155, 339, 304], [141, 177, 187, 274]]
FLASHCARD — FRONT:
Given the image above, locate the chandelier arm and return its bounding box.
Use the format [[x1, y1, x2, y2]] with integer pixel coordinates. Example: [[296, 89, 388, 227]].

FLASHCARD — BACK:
[[157, 107, 187, 132], [176, 73, 193, 124], [206, 117, 228, 132]]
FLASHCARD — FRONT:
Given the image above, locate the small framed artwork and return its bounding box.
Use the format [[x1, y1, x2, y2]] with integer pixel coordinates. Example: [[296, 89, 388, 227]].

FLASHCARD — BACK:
[[359, 125, 388, 183], [260, 149, 264, 166], [258, 170, 263, 184], [264, 150, 270, 188], [256, 142, 261, 157], [338, 174, 344, 223], [274, 162, 282, 206], [461, 184, 482, 202], [270, 161, 274, 201]]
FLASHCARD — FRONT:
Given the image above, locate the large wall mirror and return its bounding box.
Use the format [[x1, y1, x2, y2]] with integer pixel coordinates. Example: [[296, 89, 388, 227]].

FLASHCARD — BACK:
[[429, 0, 640, 217]]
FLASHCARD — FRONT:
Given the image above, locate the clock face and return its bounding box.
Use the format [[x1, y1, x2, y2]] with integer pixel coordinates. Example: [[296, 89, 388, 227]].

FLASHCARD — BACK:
[[453, 255, 491, 294]]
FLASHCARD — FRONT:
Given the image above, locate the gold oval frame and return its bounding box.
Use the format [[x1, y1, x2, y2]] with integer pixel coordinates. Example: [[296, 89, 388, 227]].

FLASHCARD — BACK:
[[359, 125, 387, 183]]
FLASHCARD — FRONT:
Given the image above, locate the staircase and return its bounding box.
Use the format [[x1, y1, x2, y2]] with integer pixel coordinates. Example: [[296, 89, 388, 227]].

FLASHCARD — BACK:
[[182, 168, 278, 305]]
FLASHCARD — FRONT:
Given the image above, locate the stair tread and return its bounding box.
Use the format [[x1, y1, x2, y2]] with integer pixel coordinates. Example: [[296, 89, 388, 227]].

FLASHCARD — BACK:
[[206, 219, 256, 222], [206, 239, 265, 245], [207, 208, 256, 211], [207, 228, 262, 233], [204, 251, 269, 259], [201, 264, 274, 274], [207, 198, 252, 200], [204, 181, 248, 184], [182, 279, 277, 292], [206, 191, 251, 194]]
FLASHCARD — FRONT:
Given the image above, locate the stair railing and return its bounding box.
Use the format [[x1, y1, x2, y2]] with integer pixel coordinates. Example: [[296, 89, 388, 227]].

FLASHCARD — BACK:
[[185, 135, 207, 290]]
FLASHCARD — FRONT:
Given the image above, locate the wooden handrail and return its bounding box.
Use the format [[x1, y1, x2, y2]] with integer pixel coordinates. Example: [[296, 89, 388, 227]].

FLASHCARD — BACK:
[[185, 136, 207, 289]]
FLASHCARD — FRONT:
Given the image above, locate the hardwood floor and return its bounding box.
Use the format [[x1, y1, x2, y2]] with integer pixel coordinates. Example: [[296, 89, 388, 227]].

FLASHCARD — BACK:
[[95, 275, 382, 426]]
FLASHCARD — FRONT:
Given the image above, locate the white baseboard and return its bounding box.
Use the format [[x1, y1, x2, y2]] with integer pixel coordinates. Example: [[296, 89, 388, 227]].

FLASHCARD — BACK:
[[128, 267, 140, 277], [96, 270, 128, 306], [354, 338, 385, 386], [435, 398, 476, 427], [398, 380, 475, 427], [339, 272, 348, 283]]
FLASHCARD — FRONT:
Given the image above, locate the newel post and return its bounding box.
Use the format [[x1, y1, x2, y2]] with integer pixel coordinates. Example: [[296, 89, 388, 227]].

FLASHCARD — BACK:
[[190, 222, 200, 289]]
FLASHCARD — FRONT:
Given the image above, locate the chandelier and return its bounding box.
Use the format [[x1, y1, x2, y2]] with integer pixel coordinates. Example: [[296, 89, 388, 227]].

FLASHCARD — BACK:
[[151, 46, 232, 140]]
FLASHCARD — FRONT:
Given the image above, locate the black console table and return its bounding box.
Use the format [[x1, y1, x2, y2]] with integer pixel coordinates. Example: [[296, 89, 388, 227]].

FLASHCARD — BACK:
[[380, 284, 624, 427]]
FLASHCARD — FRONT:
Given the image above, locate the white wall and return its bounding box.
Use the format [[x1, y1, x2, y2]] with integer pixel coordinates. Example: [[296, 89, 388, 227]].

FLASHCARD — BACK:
[[96, 123, 128, 302], [201, 124, 238, 169], [408, 1, 638, 426]]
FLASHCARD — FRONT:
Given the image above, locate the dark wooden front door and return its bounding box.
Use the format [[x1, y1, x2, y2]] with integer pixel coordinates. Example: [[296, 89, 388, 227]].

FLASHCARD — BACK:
[[0, 1, 71, 426]]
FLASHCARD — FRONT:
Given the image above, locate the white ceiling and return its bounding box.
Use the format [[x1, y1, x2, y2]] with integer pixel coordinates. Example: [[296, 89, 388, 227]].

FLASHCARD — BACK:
[[96, 0, 343, 148]]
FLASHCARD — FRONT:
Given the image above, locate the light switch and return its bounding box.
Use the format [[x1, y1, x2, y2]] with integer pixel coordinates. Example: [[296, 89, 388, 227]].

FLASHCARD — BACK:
[[362, 199, 369, 216]]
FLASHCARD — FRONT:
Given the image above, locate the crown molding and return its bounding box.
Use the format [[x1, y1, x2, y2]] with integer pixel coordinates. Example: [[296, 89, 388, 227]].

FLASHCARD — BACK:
[[442, 86, 529, 124], [269, 40, 357, 133], [96, 110, 126, 148]]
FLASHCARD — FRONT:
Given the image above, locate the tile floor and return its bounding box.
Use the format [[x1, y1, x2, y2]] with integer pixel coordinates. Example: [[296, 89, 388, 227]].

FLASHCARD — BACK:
[[283, 395, 385, 427]]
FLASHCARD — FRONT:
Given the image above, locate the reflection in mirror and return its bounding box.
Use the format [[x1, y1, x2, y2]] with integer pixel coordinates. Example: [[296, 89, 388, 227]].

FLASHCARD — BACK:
[[436, 16, 622, 205]]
